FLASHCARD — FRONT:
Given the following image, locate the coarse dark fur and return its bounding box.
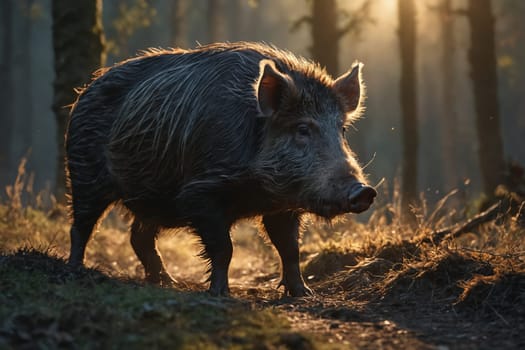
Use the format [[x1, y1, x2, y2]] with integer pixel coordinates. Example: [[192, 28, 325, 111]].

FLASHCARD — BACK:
[[66, 42, 375, 296]]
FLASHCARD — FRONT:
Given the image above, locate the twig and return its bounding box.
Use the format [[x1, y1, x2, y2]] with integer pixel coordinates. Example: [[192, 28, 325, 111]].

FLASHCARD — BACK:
[[422, 202, 502, 245], [426, 189, 459, 229], [483, 301, 510, 327], [458, 247, 525, 259]]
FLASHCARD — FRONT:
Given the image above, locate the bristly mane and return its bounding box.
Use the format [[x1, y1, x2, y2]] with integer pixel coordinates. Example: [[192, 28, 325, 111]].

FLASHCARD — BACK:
[[99, 42, 339, 201]]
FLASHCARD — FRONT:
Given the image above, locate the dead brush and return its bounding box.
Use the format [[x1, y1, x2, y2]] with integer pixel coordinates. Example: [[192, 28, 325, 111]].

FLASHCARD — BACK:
[[306, 181, 525, 312], [3, 157, 59, 219], [4, 157, 31, 220], [1, 157, 68, 255]]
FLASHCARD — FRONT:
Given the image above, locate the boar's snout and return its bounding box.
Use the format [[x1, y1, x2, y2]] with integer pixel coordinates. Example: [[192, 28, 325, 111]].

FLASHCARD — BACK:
[[347, 183, 377, 213]]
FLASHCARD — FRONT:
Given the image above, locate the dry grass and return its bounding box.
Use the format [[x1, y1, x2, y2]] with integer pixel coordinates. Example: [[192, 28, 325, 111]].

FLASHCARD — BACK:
[[1, 162, 525, 349]]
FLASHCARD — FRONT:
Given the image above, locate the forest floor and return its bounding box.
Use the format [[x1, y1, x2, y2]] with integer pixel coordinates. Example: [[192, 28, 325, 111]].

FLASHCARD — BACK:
[[1, 187, 525, 349]]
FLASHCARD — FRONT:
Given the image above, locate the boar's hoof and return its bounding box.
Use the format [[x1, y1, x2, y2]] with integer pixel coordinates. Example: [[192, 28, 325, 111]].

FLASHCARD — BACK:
[[208, 269, 230, 297], [68, 259, 84, 269], [145, 271, 176, 287], [279, 280, 314, 297], [208, 285, 230, 297]]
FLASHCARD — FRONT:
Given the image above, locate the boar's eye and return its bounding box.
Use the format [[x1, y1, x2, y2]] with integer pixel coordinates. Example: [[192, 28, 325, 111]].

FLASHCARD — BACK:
[[295, 123, 311, 143]]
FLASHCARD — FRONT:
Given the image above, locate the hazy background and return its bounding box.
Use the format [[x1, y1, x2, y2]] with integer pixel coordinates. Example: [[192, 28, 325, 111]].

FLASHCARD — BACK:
[[1, 0, 524, 207]]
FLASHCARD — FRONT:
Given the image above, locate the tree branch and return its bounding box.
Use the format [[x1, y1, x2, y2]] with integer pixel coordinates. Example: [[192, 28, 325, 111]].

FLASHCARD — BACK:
[[337, 0, 375, 39], [290, 15, 312, 33], [423, 202, 502, 245]]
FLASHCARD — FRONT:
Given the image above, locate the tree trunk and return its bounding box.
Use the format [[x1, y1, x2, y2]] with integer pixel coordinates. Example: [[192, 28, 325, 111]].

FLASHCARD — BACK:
[[467, 0, 505, 196], [15, 0, 34, 164], [311, 0, 339, 76], [207, 0, 223, 43], [438, 0, 459, 191], [226, 0, 241, 41], [52, 0, 105, 201], [0, 0, 14, 185], [170, 0, 187, 48], [398, 0, 419, 220]]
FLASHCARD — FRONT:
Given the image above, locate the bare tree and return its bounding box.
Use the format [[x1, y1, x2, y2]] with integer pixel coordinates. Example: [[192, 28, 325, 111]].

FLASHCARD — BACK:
[[52, 0, 105, 201], [226, 0, 241, 41], [311, 0, 338, 75], [465, 0, 505, 196], [398, 0, 418, 220], [170, 0, 187, 48], [207, 0, 224, 43], [14, 0, 34, 163], [293, 0, 373, 76], [0, 0, 14, 184], [432, 0, 460, 191]]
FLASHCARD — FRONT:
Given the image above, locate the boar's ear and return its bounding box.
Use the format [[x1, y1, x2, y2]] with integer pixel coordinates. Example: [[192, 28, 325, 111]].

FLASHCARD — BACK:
[[255, 60, 296, 117], [333, 62, 364, 115]]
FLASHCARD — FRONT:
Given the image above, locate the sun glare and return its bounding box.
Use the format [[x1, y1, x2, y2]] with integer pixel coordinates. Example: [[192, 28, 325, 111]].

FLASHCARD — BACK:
[[381, 0, 397, 12]]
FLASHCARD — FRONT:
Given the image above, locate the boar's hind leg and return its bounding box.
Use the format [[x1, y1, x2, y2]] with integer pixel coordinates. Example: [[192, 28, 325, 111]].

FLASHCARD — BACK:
[[263, 212, 313, 297], [194, 219, 233, 297], [69, 201, 111, 267], [130, 219, 175, 286]]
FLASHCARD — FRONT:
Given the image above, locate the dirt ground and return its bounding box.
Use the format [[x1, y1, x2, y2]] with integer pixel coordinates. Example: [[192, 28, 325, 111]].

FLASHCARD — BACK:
[[233, 251, 525, 350], [1, 201, 524, 349], [2, 242, 524, 349]]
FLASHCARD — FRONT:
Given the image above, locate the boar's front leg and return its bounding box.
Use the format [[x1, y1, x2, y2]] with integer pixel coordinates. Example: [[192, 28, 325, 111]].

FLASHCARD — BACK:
[[263, 211, 313, 297], [194, 216, 233, 297]]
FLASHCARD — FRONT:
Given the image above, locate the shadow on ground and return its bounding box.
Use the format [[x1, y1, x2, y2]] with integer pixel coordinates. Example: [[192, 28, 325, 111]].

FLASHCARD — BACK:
[[1, 235, 524, 349]]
